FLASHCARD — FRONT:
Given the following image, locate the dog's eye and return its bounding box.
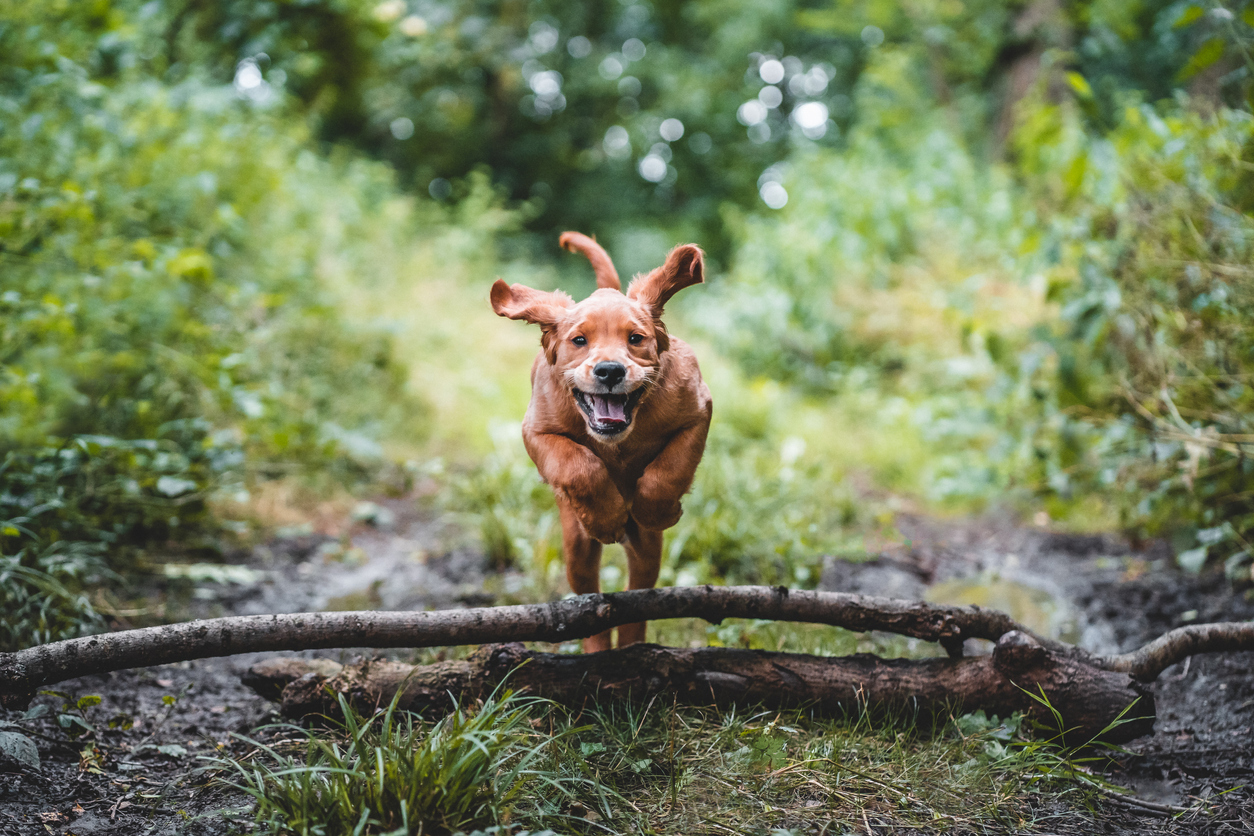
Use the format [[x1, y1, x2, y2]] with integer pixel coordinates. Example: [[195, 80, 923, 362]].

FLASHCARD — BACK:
[[572, 336, 587, 346], [628, 333, 644, 345]]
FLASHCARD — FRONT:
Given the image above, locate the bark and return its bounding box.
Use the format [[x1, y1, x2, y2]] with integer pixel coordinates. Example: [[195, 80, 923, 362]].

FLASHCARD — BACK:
[[251, 631, 1154, 744], [2, 585, 1250, 739], [1104, 621, 1254, 682], [0, 585, 1053, 705]]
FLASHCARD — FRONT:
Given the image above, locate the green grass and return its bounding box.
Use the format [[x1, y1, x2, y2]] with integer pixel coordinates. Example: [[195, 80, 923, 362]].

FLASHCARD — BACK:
[[214, 682, 1116, 836], [214, 689, 575, 836]]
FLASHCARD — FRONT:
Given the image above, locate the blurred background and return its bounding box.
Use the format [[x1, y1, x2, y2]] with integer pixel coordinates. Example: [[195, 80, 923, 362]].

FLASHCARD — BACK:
[[3, 0, 1254, 649]]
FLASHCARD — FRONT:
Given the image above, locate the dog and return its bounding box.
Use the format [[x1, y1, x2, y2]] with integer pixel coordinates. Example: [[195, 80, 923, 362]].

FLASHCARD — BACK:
[[491, 232, 712, 651]]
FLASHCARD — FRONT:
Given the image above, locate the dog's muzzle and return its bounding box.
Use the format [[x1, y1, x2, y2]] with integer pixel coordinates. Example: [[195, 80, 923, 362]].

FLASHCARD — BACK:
[[573, 388, 643, 436]]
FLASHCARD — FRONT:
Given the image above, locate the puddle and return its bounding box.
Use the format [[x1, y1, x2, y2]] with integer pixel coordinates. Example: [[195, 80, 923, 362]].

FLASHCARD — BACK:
[[925, 575, 1080, 643]]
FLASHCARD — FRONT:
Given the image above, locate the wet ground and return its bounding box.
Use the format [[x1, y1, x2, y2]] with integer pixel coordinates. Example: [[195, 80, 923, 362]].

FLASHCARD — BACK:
[[1, 502, 1251, 834], [822, 514, 1254, 834]]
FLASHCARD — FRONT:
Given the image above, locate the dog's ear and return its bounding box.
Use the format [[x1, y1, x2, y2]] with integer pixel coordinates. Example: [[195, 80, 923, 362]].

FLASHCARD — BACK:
[[627, 244, 704, 317], [491, 280, 573, 364]]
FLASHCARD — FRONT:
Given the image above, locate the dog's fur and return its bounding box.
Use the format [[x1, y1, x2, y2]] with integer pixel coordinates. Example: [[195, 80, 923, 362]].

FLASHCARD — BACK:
[[491, 232, 712, 651]]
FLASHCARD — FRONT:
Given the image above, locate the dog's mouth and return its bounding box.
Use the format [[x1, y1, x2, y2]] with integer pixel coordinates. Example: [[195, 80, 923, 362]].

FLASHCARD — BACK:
[[573, 389, 644, 436]]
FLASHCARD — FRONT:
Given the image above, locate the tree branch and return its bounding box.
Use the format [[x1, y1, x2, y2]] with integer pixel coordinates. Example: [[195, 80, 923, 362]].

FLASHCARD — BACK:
[[1, 585, 1249, 709], [0, 586, 1045, 703], [1103, 621, 1254, 681]]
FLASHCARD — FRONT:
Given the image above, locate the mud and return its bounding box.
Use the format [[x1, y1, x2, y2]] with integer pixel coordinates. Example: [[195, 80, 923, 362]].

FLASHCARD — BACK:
[[2, 502, 1251, 834], [821, 514, 1254, 834]]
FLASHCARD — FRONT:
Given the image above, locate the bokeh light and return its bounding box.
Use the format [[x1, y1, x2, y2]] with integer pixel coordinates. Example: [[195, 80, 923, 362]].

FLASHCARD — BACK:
[[603, 125, 631, 159], [659, 118, 684, 142], [759, 59, 785, 84], [737, 100, 768, 126], [599, 55, 624, 80], [389, 117, 414, 140], [759, 181, 787, 208]]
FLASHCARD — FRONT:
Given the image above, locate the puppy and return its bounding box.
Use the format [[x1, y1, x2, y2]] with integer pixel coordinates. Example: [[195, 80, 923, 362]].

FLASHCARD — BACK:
[[491, 232, 712, 651]]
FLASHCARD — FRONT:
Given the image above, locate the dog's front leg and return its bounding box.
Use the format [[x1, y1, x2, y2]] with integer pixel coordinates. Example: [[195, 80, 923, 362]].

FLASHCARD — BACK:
[[555, 498, 613, 652], [523, 430, 629, 544], [631, 417, 712, 533]]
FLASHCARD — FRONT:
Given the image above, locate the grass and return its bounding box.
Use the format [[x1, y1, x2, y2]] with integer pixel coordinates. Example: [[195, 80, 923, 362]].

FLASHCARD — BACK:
[[213, 681, 1113, 836], [214, 689, 575, 836]]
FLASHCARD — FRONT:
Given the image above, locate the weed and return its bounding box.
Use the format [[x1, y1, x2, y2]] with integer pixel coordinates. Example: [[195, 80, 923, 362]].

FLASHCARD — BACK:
[[213, 688, 583, 836]]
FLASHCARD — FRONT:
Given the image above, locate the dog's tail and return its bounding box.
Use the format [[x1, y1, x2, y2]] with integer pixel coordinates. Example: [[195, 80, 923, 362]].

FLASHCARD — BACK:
[[559, 231, 621, 291]]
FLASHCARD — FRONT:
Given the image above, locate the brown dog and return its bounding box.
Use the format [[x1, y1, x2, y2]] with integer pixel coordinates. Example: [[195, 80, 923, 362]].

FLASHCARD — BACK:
[[491, 232, 712, 651]]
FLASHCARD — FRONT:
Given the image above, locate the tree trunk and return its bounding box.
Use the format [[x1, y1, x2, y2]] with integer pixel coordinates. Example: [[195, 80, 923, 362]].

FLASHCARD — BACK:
[[248, 631, 1154, 744]]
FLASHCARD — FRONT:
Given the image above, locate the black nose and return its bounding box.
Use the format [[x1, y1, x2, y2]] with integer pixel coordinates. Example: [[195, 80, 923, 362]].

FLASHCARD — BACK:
[[593, 362, 626, 388]]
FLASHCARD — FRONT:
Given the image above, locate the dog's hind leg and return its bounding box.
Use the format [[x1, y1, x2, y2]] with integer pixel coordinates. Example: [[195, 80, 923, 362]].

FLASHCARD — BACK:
[[617, 520, 663, 648], [558, 497, 611, 652]]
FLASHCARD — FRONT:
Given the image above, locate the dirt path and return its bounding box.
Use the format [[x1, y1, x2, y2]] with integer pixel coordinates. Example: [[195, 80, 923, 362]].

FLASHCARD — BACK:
[[1, 504, 1251, 835], [822, 514, 1254, 833]]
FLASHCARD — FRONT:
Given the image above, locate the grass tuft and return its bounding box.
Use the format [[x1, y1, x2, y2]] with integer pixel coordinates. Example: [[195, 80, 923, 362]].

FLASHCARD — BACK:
[[212, 688, 576, 836]]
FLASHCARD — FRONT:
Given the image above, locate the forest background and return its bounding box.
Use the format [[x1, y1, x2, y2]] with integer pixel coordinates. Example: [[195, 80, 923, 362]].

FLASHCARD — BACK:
[[3, 0, 1254, 651]]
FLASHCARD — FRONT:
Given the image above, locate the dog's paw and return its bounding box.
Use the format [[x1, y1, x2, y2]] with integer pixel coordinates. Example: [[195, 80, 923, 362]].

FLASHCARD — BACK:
[[583, 517, 627, 545], [574, 506, 627, 544], [631, 498, 682, 531]]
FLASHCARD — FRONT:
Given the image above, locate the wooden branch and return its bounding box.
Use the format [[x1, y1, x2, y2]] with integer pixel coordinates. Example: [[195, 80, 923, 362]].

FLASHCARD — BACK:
[[1103, 621, 1254, 681], [247, 632, 1155, 744], [0, 586, 1050, 705], [1, 584, 1249, 720]]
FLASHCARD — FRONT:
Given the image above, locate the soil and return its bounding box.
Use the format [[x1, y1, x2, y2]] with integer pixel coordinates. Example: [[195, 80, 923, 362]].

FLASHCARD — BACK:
[[1, 501, 1251, 835]]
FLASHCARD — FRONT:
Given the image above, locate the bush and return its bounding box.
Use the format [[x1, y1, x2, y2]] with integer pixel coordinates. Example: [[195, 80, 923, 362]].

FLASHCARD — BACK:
[[0, 4, 441, 647], [1010, 100, 1254, 576]]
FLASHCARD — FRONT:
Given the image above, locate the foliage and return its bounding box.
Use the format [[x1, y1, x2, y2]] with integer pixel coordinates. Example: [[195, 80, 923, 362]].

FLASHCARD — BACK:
[[0, 2, 447, 647], [1010, 99, 1254, 576], [216, 689, 573, 836], [145, 0, 1250, 258], [697, 45, 1254, 570]]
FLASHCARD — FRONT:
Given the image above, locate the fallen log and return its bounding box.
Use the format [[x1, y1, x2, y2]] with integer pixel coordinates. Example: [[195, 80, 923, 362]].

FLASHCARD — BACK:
[[2, 585, 1250, 741], [245, 632, 1155, 744]]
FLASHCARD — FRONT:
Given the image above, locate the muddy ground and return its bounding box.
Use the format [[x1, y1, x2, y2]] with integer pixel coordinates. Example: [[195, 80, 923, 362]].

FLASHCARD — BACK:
[[1, 501, 1251, 835]]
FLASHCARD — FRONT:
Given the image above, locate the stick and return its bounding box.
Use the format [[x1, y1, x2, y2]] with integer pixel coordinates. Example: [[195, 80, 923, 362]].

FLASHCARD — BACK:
[[0, 586, 1041, 702], [1103, 621, 1254, 681]]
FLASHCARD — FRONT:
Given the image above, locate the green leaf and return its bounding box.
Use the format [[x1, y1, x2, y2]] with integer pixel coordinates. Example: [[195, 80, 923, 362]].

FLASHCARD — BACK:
[[1179, 38, 1226, 80], [1065, 72, 1093, 99], [578, 742, 606, 756], [76, 695, 102, 710], [1174, 5, 1205, 28]]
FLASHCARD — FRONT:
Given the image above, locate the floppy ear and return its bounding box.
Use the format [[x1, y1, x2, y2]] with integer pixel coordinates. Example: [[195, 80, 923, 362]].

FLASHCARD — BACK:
[[559, 231, 621, 291], [490, 279, 573, 364], [627, 244, 704, 316]]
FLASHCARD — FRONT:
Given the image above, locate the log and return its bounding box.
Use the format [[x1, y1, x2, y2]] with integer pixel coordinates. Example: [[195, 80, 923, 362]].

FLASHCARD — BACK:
[[249, 632, 1155, 744], [0, 586, 1059, 706], [2, 585, 1249, 740]]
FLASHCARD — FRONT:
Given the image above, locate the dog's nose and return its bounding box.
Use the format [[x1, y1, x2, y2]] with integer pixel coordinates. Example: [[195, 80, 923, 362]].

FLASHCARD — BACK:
[[593, 361, 626, 388]]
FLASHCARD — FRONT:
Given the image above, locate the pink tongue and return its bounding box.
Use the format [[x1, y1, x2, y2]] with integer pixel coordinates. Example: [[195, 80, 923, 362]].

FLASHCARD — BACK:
[[592, 394, 627, 422]]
